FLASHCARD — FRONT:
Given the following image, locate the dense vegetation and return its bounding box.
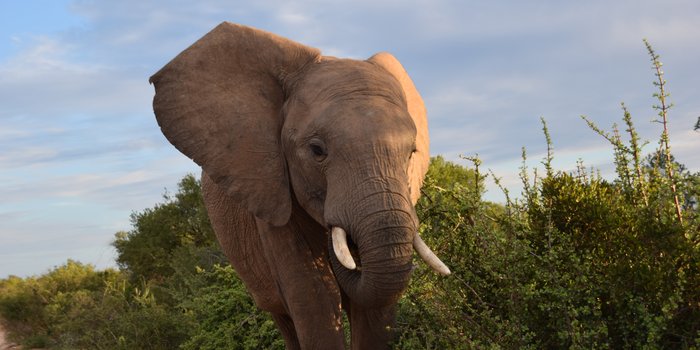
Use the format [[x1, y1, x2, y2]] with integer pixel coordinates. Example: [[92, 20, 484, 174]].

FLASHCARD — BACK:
[[2, 44, 698, 349]]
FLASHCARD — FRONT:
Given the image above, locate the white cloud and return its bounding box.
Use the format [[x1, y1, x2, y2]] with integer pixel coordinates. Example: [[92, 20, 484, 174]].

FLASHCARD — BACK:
[[427, 87, 489, 114], [276, 8, 310, 25], [0, 146, 59, 168]]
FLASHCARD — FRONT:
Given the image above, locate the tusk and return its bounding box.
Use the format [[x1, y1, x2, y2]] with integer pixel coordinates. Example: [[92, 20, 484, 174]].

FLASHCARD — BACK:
[[332, 227, 357, 270], [413, 233, 451, 276]]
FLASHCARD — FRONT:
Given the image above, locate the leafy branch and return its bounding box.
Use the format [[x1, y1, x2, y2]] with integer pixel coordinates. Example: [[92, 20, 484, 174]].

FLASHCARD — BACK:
[[645, 39, 683, 223]]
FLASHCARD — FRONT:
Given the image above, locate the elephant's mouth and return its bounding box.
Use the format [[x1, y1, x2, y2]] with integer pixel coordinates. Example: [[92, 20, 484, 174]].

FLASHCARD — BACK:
[[328, 224, 450, 309], [330, 226, 450, 276]]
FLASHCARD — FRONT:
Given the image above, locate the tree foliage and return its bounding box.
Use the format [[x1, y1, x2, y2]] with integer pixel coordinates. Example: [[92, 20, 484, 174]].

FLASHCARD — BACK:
[[113, 174, 216, 283]]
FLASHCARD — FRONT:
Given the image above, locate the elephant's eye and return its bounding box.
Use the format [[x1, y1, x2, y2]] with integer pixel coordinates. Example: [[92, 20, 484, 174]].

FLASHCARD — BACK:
[[309, 139, 327, 161]]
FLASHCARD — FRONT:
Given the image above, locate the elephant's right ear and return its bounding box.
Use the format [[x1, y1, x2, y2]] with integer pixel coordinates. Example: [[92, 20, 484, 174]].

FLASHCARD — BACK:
[[150, 22, 320, 226], [368, 52, 429, 206]]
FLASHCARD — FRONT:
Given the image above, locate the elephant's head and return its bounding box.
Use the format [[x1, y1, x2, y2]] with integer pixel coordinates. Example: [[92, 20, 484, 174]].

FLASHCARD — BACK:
[[150, 22, 448, 309]]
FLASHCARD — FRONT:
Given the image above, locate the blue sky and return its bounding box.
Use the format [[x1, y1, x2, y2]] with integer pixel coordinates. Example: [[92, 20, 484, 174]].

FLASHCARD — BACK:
[[1, 0, 699, 278]]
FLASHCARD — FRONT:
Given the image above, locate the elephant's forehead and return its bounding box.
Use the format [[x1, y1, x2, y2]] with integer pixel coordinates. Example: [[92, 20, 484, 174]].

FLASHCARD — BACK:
[[313, 99, 417, 151], [296, 58, 406, 107], [285, 58, 416, 146]]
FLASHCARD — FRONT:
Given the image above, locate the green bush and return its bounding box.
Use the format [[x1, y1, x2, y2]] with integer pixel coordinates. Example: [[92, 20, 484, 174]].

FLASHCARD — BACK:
[[179, 264, 283, 350], [0, 261, 193, 349], [393, 43, 699, 349], [0, 275, 47, 344], [47, 278, 193, 350], [396, 152, 698, 349]]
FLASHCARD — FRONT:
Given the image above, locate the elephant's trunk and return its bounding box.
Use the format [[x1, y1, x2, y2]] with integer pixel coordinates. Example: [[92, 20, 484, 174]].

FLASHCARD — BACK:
[[327, 182, 416, 309]]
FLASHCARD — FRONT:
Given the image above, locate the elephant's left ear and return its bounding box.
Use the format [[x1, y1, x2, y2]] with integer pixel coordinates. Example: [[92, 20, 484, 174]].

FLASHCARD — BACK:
[[368, 53, 429, 205]]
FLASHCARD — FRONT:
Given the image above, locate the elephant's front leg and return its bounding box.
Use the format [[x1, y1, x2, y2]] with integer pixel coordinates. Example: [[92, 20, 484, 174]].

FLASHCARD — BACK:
[[257, 218, 345, 349]]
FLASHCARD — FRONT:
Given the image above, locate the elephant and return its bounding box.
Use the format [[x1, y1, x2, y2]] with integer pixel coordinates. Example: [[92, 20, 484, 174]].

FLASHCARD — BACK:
[[150, 22, 450, 350]]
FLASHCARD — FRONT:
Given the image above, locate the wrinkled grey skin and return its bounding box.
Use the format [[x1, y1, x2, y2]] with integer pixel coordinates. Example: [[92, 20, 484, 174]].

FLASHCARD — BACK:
[[150, 22, 431, 349]]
